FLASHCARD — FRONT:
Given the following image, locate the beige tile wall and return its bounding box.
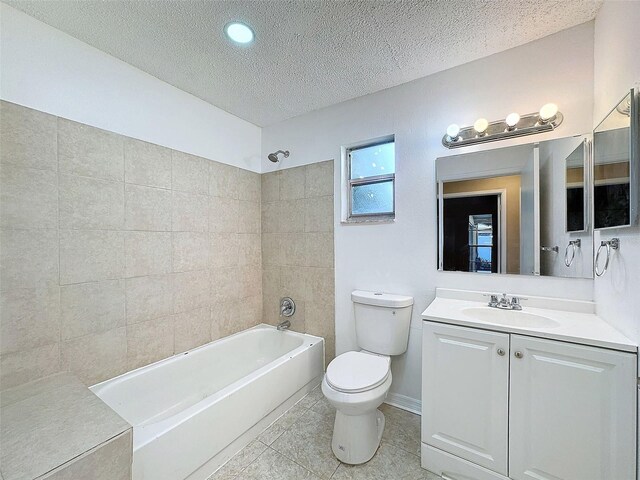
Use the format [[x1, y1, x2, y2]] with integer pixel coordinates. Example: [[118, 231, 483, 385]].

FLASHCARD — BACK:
[[0, 101, 262, 388], [261, 161, 336, 362]]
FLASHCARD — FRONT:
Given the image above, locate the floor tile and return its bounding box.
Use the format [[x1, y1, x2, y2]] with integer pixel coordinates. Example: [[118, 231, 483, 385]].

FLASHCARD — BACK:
[[257, 403, 308, 445], [296, 385, 324, 409], [271, 409, 340, 479], [308, 395, 336, 423], [213, 387, 439, 480], [380, 404, 422, 456], [238, 447, 321, 480], [330, 442, 437, 480], [208, 441, 268, 480]]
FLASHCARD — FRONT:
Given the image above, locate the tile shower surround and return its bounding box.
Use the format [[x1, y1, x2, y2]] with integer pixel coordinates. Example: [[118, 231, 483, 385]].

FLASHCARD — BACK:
[[1, 101, 334, 389], [261, 161, 336, 363]]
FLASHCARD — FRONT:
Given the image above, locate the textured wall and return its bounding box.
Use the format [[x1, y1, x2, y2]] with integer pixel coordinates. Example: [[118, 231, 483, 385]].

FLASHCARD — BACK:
[[261, 161, 335, 363], [0, 101, 262, 388]]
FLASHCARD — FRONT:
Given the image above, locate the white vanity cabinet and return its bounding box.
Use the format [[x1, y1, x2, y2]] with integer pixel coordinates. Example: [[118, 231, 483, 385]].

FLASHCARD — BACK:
[[422, 321, 637, 480], [509, 335, 636, 480], [422, 323, 510, 476]]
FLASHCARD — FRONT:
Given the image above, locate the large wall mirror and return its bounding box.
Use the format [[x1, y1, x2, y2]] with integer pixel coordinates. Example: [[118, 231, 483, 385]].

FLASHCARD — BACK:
[[437, 134, 594, 278], [593, 88, 640, 229]]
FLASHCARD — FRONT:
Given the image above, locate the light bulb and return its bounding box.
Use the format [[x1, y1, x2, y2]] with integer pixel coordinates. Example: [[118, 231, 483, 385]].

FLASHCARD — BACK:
[[505, 112, 520, 129], [474, 118, 489, 135], [539, 103, 558, 122], [446, 124, 460, 140]]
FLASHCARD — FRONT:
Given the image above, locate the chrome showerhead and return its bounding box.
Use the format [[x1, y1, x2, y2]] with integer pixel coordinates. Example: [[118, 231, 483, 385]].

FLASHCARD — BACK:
[[268, 150, 290, 163]]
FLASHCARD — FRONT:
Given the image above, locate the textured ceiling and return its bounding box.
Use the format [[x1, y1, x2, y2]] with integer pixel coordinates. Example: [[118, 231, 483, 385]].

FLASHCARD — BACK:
[[7, 0, 601, 126]]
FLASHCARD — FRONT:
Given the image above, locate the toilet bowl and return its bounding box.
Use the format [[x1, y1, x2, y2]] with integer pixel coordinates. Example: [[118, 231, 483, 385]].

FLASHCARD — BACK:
[[322, 350, 392, 464], [321, 290, 413, 465]]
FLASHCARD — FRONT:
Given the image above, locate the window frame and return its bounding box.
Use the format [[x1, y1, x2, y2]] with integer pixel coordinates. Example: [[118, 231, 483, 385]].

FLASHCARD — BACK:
[[345, 139, 396, 222]]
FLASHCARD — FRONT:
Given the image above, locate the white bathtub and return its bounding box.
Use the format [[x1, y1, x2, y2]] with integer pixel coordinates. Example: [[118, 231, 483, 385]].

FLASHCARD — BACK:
[[91, 324, 324, 480]]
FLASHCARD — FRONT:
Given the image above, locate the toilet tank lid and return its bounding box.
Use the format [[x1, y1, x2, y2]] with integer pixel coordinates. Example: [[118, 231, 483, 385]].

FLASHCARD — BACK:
[[351, 290, 414, 308]]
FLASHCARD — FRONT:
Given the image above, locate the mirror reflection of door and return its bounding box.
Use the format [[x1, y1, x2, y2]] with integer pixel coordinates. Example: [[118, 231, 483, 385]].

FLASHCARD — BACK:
[[443, 195, 500, 273]]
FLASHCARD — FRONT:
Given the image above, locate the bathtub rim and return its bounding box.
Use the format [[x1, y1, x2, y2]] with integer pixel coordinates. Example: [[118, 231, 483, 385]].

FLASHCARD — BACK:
[[90, 324, 325, 449], [91, 323, 322, 392]]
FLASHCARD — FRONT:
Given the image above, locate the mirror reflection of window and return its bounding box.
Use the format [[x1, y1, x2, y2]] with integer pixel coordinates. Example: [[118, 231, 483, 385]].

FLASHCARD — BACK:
[[468, 214, 493, 273]]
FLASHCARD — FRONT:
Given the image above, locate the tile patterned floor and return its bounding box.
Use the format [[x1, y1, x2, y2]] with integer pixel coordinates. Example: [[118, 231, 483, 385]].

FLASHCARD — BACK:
[[208, 386, 441, 480]]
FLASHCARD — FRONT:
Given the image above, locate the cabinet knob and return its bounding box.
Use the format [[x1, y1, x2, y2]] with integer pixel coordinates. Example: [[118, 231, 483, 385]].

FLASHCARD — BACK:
[[514, 351, 524, 359], [497, 348, 505, 356]]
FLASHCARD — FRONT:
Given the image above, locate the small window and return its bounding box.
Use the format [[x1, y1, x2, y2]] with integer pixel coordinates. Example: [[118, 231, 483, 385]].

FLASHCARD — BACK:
[[346, 139, 395, 221]]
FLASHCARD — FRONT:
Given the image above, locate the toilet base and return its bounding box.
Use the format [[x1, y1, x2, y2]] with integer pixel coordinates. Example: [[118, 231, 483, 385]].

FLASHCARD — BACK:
[[331, 408, 385, 465]]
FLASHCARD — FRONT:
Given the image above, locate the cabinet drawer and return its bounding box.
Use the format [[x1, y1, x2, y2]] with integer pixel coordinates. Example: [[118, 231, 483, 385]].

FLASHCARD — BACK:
[[421, 443, 509, 480]]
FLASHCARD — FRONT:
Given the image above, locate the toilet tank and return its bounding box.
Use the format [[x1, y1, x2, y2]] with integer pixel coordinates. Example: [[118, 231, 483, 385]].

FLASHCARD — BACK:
[[352, 290, 414, 356]]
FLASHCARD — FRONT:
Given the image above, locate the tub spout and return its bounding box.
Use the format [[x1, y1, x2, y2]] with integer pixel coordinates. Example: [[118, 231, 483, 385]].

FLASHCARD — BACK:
[[277, 320, 291, 331]]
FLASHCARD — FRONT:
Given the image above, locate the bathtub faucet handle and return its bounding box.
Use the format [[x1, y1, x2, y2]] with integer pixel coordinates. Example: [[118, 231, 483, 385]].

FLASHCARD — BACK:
[[280, 297, 296, 318]]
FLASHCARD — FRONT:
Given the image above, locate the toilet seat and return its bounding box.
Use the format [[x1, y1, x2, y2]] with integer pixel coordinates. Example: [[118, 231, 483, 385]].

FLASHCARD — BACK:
[[325, 351, 390, 393]]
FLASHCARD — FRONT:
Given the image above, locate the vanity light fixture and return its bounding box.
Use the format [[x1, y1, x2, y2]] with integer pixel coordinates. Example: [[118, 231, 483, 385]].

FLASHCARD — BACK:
[[473, 118, 489, 136], [616, 97, 631, 116], [539, 103, 559, 123], [442, 103, 564, 149], [505, 112, 520, 130], [446, 123, 460, 141]]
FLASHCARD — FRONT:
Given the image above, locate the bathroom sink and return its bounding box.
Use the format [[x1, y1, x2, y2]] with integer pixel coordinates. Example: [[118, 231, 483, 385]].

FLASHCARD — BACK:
[[462, 307, 560, 329]]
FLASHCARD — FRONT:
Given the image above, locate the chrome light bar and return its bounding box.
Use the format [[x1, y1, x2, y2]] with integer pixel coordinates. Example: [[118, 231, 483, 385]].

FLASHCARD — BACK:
[[442, 108, 564, 149]]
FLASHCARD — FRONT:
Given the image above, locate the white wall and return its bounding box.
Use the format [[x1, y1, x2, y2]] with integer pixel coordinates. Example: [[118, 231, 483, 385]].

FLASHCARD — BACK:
[[262, 22, 596, 404], [592, 1, 640, 358], [0, 4, 262, 172]]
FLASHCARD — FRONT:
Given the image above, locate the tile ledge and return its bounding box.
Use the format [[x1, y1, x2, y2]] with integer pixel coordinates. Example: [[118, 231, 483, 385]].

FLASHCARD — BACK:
[[0, 372, 131, 480]]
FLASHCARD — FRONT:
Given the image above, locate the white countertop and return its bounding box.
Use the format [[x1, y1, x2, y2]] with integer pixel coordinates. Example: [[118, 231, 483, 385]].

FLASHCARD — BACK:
[[422, 289, 637, 354]]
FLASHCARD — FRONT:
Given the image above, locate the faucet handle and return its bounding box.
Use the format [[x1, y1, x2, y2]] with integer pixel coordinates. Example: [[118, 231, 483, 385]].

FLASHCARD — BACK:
[[280, 297, 296, 317], [483, 293, 499, 307], [509, 296, 527, 310]]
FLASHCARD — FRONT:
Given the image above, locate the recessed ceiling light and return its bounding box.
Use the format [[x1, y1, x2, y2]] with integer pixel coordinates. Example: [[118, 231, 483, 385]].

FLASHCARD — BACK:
[[225, 22, 254, 44]]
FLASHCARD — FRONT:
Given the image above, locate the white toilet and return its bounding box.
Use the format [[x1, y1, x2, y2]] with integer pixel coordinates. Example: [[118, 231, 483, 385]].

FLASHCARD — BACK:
[[322, 290, 413, 464]]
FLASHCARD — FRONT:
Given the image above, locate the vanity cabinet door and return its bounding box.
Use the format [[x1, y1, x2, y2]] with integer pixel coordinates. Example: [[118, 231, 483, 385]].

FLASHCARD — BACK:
[[422, 322, 510, 476], [509, 335, 637, 480]]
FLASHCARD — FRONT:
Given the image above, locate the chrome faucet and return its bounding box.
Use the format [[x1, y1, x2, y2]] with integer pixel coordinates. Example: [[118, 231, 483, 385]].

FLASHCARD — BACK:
[[487, 293, 525, 310], [277, 319, 291, 331]]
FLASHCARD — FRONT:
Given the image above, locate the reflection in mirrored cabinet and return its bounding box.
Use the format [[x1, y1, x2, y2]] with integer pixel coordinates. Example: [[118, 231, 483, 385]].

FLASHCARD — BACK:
[[436, 134, 594, 279], [593, 88, 639, 229], [566, 140, 588, 233]]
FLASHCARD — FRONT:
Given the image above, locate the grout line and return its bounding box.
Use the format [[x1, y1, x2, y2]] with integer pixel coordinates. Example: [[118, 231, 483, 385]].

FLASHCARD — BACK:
[[329, 461, 342, 479], [56, 117, 62, 372]]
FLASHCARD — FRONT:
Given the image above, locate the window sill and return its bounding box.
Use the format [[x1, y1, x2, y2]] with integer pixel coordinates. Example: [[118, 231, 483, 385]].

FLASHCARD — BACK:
[[341, 216, 395, 226]]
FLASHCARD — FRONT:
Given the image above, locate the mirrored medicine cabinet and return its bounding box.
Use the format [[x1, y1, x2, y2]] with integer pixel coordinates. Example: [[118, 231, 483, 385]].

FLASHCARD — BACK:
[[593, 88, 640, 229], [437, 135, 594, 278]]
